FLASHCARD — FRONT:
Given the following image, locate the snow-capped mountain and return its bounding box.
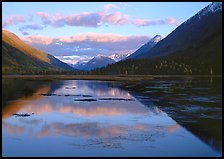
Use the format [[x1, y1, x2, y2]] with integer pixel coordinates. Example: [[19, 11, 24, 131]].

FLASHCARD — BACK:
[[109, 53, 131, 62], [70, 60, 89, 70], [130, 2, 222, 59], [185, 2, 222, 24], [73, 54, 116, 71], [126, 35, 162, 59]]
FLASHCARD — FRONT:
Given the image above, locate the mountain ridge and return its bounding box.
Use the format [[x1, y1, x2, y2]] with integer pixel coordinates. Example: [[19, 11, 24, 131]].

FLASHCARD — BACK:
[[134, 2, 222, 59], [73, 55, 116, 71], [90, 2, 222, 75], [2, 29, 74, 74], [126, 35, 162, 59]]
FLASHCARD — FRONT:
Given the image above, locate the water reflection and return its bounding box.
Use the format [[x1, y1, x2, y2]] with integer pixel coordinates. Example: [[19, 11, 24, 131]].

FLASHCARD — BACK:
[[120, 77, 222, 154], [2, 79, 221, 157]]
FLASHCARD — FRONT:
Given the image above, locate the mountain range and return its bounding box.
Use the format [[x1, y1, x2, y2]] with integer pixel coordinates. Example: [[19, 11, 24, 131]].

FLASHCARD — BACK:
[[73, 55, 116, 71], [91, 2, 222, 75], [109, 53, 131, 62], [2, 2, 222, 75], [2, 30, 74, 74]]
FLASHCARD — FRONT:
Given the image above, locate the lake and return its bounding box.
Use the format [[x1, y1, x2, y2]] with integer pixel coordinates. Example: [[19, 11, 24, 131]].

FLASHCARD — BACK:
[[2, 77, 222, 157]]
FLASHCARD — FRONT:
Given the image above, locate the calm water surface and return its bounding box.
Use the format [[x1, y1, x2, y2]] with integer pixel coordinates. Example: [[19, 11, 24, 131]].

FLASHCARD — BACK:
[[2, 78, 222, 157]]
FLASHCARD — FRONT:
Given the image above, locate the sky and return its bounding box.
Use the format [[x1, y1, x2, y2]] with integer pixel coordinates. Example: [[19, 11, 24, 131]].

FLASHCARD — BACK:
[[2, 2, 211, 64]]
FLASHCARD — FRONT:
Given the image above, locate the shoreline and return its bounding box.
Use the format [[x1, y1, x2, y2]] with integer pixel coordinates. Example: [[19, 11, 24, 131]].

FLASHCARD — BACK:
[[2, 74, 222, 81]]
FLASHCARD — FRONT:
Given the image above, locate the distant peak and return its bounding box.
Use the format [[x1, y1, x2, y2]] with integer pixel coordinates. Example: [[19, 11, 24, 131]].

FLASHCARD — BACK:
[[145, 35, 162, 45], [151, 35, 163, 42], [96, 54, 107, 57], [95, 54, 108, 59]]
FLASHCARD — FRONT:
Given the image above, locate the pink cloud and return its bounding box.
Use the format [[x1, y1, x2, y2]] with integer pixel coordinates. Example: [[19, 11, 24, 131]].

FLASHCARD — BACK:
[[36, 11, 129, 27], [3, 15, 26, 27], [36, 12, 51, 25], [64, 12, 101, 27], [20, 35, 54, 45], [100, 11, 129, 25], [103, 4, 120, 11], [3, 122, 25, 135], [58, 33, 145, 43], [133, 17, 180, 26], [166, 17, 180, 26], [20, 33, 149, 45], [19, 33, 149, 59]]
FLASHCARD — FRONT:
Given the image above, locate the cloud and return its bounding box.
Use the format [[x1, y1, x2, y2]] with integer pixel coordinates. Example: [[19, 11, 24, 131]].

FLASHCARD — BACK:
[[36, 10, 129, 28], [133, 17, 180, 26], [19, 33, 150, 58], [63, 12, 102, 27], [21, 31, 30, 36], [103, 4, 120, 11], [100, 11, 129, 25], [55, 55, 93, 64], [36, 12, 100, 27], [20, 35, 54, 45], [2, 15, 26, 27], [21, 33, 148, 44], [35, 11, 179, 28], [166, 17, 180, 26], [36, 12, 51, 25], [18, 24, 44, 35], [19, 24, 44, 31]]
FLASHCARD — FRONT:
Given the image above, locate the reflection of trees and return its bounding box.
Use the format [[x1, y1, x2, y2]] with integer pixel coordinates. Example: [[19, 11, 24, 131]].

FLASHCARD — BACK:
[[122, 77, 222, 153], [2, 79, 49, 108], [2, 79, 67, 106], [2, 84, 51, 119], [2, 79, 69, 119]]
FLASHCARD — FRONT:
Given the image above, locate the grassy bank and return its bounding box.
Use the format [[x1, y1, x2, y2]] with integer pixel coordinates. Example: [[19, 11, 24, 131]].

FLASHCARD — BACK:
[[2, 74, 222, 81]]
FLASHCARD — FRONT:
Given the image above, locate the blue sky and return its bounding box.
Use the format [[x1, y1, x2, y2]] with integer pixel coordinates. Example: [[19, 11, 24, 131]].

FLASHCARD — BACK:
[[2, 2, 211, 64]]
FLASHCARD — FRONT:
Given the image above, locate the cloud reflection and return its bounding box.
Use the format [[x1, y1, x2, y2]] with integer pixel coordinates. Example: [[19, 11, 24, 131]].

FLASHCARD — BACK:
[[3, 119, 180, 140], [2, 80, 181, 145], [3, 122, 25, 135], [3, 80, 151, 118]]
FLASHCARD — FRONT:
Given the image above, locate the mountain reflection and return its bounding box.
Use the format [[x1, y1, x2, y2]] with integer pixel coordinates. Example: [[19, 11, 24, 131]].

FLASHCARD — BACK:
[[2, 85, 50, 119], [2, 79, 178, 139], [2, 122, 25, 135], [2, 79, 220, 157], [121, 77, 222, 154], [2, 80, 160, 118]]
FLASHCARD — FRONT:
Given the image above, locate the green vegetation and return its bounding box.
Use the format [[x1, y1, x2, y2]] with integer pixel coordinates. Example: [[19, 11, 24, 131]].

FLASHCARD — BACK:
[[2, 30, 74, 74], [2, 30, 50, 63], [90, 58, 221, 76], [90, 32, 222, 75]]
